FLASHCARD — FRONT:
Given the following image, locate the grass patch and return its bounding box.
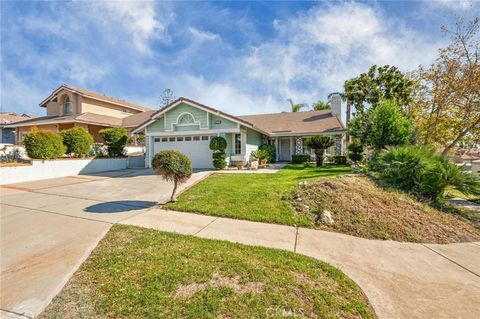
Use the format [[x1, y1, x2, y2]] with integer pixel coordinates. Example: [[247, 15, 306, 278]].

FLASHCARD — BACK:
[[166, 164, 352, 227], [445, 188, 480, 205], [295, 175, 480, 243], [40, 225, 375, 319]]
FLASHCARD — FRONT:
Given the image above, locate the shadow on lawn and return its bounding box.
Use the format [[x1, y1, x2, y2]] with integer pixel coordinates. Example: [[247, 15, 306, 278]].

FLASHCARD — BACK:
[[84, 200, 157, 213]]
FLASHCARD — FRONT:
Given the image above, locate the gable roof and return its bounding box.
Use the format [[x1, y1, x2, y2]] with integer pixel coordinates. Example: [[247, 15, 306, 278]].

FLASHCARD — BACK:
[[122, 110, 156, 128], [132, 97, 268, 134], [4, 112, 122, 128], [40, 84, 152, 112], [238, 110, 345, 136], [0, 112, 37, 125], [132, 97, 345, 136]]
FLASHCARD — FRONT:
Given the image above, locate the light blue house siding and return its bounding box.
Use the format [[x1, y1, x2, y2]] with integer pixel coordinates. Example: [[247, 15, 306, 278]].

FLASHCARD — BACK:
[[210, 114, 237, 130], [164, 103, 208, 130], [142, 101, 267, 168], [246, 128, 263, 160]]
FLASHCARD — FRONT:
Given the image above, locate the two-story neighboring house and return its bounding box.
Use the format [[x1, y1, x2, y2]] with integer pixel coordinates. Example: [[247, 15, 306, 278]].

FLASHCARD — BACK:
[[6, 85, 153, 143]]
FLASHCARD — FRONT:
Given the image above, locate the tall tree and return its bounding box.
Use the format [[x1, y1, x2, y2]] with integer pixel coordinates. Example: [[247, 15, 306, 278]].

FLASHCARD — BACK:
[[344, 65, 414, 113], [410, 17, 480, 155], [160, 88, 175, 108], [287, 98, 306, 112]]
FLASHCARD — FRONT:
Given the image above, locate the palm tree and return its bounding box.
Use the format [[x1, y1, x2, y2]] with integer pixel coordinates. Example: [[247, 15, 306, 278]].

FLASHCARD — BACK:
[[305, 136, 335, 167], [287, 98, 305, 112], [312, 100, 330, 111]]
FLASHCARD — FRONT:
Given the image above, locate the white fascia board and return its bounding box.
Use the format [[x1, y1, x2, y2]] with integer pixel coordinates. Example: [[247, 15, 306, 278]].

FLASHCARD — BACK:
[[145, 128, 240, 137]]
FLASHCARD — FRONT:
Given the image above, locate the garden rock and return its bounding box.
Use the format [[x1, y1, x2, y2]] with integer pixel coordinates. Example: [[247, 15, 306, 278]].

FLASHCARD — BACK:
[[321, 210, 334, 225]]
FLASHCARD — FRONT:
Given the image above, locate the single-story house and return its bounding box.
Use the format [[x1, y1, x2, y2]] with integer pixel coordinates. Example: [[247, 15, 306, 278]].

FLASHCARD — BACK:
[[0, 112, 37, 144], [133, 96, 346, 169], [5, 85, 153, 143]]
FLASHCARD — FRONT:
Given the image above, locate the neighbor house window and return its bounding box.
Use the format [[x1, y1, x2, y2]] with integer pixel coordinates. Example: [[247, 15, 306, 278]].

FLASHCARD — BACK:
[[64, 97, 73, 115], [235, 134, 241, 154]]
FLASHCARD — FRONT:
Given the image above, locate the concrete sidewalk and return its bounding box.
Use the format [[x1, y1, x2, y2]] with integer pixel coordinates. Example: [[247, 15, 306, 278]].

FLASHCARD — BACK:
[[121, 208, 480, 319]]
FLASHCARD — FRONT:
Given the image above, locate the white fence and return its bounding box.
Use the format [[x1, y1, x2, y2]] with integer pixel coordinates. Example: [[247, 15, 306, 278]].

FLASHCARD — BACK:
[[0, 156, 145, 185]]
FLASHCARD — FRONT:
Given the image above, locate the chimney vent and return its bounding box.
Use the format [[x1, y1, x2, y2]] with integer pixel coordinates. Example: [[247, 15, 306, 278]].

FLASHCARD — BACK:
[[329, 93, 342, 117]]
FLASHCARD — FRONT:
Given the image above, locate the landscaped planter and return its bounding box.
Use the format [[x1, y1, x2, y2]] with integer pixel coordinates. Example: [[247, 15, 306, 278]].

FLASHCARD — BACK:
[[0, 156, 144, 185]]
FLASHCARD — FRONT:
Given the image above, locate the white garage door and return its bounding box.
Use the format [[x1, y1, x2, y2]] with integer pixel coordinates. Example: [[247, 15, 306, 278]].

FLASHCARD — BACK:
[[153, 135, 213, 168]]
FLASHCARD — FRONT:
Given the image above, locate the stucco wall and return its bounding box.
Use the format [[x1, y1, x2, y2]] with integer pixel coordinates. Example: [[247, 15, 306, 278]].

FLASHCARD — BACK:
[[0, 157, 144, 184], [46, 89, 79, 116], [81, 97, 139, 118]]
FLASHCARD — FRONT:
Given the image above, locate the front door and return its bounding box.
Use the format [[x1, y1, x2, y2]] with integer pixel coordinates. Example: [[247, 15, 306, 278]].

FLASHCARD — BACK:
[[279, 138, 291, 161]]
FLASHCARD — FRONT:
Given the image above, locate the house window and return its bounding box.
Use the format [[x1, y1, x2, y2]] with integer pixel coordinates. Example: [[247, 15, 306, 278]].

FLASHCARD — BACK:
[[178, 113, 195, 125], [177, 137, 184, 142], [193, 136, 200, 141], [64, 97, 73, 115], [154, 137, 161, 142], [185, 136, 192, 141], [169, 137, 175, 142], [235, 133, 241, 154], [161, 137, 168, 142], [201, 135, 209, 141]]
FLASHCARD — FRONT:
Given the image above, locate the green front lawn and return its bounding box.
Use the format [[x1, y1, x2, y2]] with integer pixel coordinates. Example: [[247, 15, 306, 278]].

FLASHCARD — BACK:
[[40, 225, 374, 319], [166, 164, 352, 227]]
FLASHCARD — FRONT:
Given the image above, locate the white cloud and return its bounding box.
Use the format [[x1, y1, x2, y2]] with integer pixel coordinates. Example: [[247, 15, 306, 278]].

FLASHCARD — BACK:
[[230, 2, 443, 108], [98, 1, 171, 54], [431, 0, 478, 10]]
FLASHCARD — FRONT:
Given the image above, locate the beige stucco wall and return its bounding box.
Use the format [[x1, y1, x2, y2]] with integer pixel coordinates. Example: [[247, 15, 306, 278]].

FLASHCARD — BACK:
[[16, 124, 59, 144], [15, 123, 107, 144], [46, 89, 81, 116], [80, 97, 141, 118]]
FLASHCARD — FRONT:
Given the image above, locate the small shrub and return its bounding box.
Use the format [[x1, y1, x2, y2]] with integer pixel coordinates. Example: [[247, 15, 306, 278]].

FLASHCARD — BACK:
[[347, 140, 364, 163], [152, 150, 192, 202], [333, 155, 347, 165], [60, 127, 94, 157], [259, 144, 276, 163], [209, 136, 227, 169], [376, 145, 479, 200], [99, 127, 129, 157], [291, 154, 311, 164], [89, 143, 108, 157], [251, 149, 269, 165], [22, 130, 65, 159]]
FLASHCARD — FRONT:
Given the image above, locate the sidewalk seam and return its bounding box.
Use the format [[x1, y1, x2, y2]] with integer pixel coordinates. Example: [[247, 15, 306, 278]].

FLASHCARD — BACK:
[[421, 244, 480, 278], [294, 226, 299, 252], [1, 203, 114, 225], [194, 217, 219, 235], [0, 308, 32, 319]]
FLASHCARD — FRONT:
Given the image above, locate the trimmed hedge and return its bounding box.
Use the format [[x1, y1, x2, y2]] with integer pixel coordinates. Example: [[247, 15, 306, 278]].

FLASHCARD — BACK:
[[332, 155, 347, 165], [23, 130, 66, 159], [209, 136, 227, 169], [99, 127, 129, 157], [60, 127, 93, 157], [347, 140, 364, 163], [291, 154, 311, 164]]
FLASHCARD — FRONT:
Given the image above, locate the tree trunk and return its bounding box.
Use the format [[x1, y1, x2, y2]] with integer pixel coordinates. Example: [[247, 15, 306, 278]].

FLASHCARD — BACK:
[[315, 149, 325, 167], [346, 99, 351, 143], [171, 179, 178, 202], [441, 117, 480, 156]]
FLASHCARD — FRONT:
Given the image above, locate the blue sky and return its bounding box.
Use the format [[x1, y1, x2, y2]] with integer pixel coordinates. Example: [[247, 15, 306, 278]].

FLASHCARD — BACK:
[[1, 0, 479, 116]]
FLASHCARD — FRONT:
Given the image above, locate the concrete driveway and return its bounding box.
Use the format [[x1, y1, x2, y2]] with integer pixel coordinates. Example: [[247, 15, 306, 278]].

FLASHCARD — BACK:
[[0, 169, 210, 319]]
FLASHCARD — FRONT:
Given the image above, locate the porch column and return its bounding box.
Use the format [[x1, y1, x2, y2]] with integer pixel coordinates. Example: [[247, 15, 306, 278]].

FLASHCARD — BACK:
[[334, 134, 343, 155], [295, 137, 303, 154]]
